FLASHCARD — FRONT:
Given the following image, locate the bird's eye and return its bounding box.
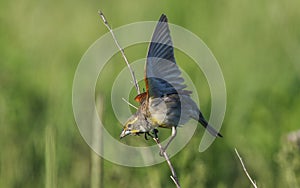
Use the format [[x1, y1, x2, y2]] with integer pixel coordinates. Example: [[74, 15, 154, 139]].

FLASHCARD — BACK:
[[127, 124, 132, 128]]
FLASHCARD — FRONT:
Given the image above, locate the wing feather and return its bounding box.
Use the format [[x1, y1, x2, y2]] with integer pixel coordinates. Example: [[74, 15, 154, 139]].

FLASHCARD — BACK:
[[145, 14, 187, 98]]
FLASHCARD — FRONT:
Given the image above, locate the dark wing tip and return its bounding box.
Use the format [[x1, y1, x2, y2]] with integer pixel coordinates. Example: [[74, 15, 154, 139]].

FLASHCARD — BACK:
[[159, 14, 168, 23]]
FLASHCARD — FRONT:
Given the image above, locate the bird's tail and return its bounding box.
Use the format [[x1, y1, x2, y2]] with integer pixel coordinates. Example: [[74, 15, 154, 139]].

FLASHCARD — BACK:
[[197, 112, 223, 137]]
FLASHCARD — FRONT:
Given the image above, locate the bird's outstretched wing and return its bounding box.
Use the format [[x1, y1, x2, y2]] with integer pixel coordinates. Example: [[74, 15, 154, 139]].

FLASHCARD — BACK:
[[145, 14, 188, 99]]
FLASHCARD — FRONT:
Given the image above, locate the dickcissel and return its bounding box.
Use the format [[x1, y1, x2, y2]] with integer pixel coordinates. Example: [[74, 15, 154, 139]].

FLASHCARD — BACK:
[[120, 14, 222, 152]]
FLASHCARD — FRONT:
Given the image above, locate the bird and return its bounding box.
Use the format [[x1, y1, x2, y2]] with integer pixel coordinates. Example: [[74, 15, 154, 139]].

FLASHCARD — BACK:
[[120, 14, 222, 153]]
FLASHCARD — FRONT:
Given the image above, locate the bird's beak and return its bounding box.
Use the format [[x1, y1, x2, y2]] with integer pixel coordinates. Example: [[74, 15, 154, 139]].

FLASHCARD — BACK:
[[120, 129, 130, 139]]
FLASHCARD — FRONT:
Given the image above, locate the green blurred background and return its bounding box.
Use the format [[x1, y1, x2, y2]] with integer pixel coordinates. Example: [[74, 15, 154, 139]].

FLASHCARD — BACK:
[[1, 0, 300, 187]]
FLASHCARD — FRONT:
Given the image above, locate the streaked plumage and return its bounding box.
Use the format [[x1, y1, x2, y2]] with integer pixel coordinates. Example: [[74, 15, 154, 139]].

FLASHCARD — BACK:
[[120, 14, 222, 146]]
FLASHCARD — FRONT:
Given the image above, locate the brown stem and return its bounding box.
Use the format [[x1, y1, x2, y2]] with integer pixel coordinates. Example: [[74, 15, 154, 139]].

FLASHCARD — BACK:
[[99, 11, 180, 188], [153, 137, 181, 188], [235, 148, 258, 188], [98, 11, 140, 95]]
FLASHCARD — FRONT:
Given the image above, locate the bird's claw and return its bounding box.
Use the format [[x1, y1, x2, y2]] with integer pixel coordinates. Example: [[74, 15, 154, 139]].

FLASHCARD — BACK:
[[152, 129, 159, 138], [144, 132, 151, 140], [144, 129, 159, 140]]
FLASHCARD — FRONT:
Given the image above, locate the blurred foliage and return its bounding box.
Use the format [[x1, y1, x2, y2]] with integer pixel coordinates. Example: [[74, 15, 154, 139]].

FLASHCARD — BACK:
[[1, 0, 300, 187], [276, 131, 300, 187]]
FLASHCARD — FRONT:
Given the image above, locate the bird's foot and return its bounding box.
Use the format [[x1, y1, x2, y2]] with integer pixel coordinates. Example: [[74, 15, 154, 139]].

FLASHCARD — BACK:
[[144, 129, 159, 140], [144, 132, 151, 140], [145, 129, 165, 156], [152, 129, 159, 139]]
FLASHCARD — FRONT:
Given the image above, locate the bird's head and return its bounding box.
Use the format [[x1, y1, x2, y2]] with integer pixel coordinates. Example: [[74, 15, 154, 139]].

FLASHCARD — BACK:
[[120, 113, 149, 139]]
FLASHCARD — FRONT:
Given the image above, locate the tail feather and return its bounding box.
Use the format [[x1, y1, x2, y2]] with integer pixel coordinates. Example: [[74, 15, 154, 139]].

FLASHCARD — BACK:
[[197, 113, 223, 137]]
